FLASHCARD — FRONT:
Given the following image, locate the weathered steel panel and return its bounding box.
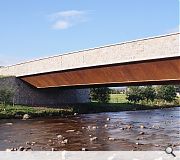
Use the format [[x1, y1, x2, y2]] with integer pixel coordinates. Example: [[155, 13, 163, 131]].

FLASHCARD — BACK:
[[21, 58, 180, 88]]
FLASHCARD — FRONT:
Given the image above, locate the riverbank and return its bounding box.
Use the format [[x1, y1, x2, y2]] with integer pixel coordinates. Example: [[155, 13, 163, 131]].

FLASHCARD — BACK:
[[0, 102, 179, 119], [0, 104, 74, 119], [73, 102, 180, 113]]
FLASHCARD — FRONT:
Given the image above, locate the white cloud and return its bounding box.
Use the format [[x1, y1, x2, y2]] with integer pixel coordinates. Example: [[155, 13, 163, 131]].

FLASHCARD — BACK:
[[51, 10, 84, 19], [49, 10, 87, 30], [52, 21, 71, 30]]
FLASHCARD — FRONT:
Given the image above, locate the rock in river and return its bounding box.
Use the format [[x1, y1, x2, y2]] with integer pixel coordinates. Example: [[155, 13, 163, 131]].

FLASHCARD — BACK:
[[106, 118, 110, 121], [139, 131, 145, 135], [104, 124, 108, 128], [140, 125, 145, 129], [92, 126, 98, 130], [5, 123, 13, 126], [125, 125, 133, 129], [6, 148, 17, 152], [66, 130, 75, 133], [90, 137, 98, 141], [57, 135, 63, 139], [61, 139, 68, 144], [108, 137, 115, 141], [6, 146, 32, 152], [82, 148, 88, 151], [23, 114, 30, 120], [18, 146, 25, 151]]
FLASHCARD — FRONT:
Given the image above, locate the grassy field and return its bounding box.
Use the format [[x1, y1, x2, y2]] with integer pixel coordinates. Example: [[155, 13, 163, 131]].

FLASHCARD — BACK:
[[109, 94, 127, 103], [110, 93, 180, 104]]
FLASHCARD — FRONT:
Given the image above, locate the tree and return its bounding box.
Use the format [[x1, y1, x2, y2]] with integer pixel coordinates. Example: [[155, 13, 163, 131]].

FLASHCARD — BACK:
[[142, 86, 156, 103], [90, 87, 110, 103], [175, 85, 180, 93], [0, 88, 14, 105], [126, 86, 144, 104], [157, 85, 176, 102]]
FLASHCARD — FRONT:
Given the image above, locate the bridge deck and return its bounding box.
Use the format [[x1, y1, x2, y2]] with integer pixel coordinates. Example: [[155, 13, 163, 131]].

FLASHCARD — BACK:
[[0, 33, 179, 77]]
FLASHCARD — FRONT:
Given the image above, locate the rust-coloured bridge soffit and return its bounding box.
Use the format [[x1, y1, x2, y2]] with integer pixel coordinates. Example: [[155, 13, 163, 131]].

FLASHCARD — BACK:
[[20, 57, 180, 88]]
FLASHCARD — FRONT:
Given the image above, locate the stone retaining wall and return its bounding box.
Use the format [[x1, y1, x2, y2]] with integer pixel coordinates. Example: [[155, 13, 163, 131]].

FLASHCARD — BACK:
[[0, 77, 90, 105]]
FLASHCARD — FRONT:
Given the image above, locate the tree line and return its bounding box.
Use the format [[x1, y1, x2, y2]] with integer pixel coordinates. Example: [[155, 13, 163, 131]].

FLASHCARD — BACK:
[[126, 85, 177, 104], [90, 85, 178, 104]]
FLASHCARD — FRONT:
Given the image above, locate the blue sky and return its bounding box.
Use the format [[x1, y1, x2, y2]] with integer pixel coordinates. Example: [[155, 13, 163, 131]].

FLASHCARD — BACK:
[[0, 0, 179, 66]]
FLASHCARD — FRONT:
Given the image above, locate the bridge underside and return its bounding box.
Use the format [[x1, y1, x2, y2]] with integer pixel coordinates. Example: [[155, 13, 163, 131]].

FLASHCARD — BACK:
[[20, 57, 180, 88]]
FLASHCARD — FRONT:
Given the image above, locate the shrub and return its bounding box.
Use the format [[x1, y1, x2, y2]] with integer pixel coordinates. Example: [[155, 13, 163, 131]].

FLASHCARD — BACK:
[[0, 88, 14, 105], [142, 86, 156, 103], [90, 87, 110, 103], [156, 85, 177, 103], [126, 86, 144, 104]]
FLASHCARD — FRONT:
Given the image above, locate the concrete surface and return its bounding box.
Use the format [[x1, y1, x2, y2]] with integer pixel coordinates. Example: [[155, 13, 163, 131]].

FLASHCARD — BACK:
[[0, 32, 179, 77]]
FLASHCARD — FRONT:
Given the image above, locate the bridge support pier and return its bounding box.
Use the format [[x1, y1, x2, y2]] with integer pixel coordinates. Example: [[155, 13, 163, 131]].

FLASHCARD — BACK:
[[0, 77, 90, 106]]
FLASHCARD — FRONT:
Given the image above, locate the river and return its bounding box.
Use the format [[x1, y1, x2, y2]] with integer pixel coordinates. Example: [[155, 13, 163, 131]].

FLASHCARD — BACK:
[[0, 107, 179, 151]]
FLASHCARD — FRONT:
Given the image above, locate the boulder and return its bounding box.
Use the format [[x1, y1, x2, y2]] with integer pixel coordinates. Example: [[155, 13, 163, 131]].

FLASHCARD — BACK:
[[23, 114, 30, 120], [90, 137, 98, 141], [82, 148, 88, 151]]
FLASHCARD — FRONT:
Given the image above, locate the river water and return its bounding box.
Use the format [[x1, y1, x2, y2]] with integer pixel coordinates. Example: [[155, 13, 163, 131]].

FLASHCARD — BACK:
[[0, 107, 179, 151]]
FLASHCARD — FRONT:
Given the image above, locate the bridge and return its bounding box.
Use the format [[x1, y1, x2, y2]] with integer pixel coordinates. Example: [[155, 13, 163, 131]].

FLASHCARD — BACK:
[[0, 32, 179, 105]]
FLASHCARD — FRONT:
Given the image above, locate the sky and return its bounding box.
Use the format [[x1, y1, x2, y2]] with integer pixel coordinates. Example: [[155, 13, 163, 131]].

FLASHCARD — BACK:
[[0, 0, 179, 66]]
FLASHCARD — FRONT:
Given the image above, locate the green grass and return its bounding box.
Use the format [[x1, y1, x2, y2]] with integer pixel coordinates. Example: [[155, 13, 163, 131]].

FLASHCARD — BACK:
[[0, 104, 74, 119], [0, 75, 14, 79], [109, 94, 127, 103], [0, 75, 5, 78]]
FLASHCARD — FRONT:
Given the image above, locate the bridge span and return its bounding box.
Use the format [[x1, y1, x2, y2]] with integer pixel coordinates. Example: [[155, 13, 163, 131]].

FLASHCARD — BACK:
[[0, 32, 179, 105]]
